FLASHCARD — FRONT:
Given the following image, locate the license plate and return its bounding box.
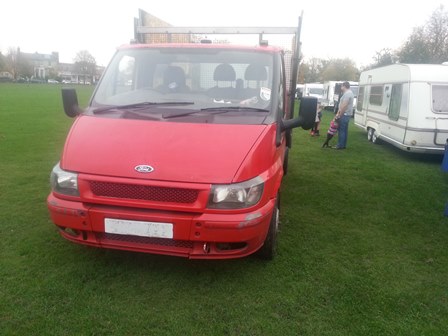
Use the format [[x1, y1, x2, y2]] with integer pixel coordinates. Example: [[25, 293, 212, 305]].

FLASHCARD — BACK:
[[105, 218, 173, 239]]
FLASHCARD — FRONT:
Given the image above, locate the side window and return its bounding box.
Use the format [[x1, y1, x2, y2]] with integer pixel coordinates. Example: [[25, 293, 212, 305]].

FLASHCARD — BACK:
[[116, 55, 135, 94], [432, 85, 448, 113], [357, 86, 365, 111], [369, 85, 383, 106], [388, 84, 402, 121]]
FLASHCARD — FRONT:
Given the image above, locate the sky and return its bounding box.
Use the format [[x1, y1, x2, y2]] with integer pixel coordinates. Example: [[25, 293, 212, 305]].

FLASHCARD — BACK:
[[0, 0, 444, 68]]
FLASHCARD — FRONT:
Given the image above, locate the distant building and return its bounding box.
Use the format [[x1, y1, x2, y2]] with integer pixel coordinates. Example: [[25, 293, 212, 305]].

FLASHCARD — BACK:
[[0, 71, 14, 81], [19, 49, 59, 79], [58, 62, 104, 84], [16, 49, 104, 83]]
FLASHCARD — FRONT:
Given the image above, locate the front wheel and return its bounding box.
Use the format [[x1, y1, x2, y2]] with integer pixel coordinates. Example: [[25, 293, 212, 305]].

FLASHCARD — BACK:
[[256, 196, 280, 260], [283, 148, 289, 176]]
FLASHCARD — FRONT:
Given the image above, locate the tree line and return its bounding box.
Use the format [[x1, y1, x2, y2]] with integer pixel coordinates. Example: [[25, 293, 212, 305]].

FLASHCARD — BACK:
[[298, 5, 447, 83], [0, 49, 97, 81]]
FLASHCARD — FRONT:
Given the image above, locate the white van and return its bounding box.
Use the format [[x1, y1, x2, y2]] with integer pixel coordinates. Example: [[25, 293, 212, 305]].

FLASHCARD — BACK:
[[321, 81, 338, 108], [303, 83, 324, 101], [354, 63, 448, 154]]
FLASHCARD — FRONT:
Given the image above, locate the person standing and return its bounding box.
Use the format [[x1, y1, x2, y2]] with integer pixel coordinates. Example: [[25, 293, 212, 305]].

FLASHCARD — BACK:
[[334, 81, 354, 149]]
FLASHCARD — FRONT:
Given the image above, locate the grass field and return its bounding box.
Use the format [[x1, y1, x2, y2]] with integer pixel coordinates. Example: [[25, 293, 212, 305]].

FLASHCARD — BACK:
[[1, 83, 448, 335]]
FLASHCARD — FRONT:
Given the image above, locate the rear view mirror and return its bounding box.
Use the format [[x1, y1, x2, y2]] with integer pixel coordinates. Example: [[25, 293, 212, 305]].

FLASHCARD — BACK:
[[297, 96, 318, 130], [61, 88, 82, 118], [281, 96, 317, 131]]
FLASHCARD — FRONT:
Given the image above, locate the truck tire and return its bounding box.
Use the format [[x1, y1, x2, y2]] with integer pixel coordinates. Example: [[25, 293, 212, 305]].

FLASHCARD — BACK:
[[256, 196, 280, 260], [283, 148, 289, 176]]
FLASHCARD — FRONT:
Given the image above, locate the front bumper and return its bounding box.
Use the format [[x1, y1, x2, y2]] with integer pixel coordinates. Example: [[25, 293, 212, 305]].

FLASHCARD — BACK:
[[47, 194, 275, 259]]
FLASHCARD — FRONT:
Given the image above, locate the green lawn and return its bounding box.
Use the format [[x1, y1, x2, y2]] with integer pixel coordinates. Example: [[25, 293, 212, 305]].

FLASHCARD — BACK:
[[1, 83, 448, 335]]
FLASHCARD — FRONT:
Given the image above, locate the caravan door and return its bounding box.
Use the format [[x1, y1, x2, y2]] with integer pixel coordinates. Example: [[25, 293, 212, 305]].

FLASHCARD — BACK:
[[356, 85, 368, 126], [381, 83, 407, 144]]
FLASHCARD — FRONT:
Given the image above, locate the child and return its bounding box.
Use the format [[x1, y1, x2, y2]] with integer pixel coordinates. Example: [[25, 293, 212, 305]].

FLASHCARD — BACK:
[[310, 102, 323, 136], [322, 117, 339, 148]]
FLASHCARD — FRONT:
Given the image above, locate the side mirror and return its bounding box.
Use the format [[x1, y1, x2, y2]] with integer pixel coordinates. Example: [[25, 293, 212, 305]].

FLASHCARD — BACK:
[[61, 88, 82, 118], [282, 96, 317, 131]]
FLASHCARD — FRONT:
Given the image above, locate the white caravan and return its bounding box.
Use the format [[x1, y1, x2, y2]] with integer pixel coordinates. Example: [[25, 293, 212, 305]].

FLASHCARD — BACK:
[[354, 63, 448, 154], [322, 81, 359, 112], [303, 83, 324, 101], [321, 81, 338, 108], [295, 84, 304, 99]]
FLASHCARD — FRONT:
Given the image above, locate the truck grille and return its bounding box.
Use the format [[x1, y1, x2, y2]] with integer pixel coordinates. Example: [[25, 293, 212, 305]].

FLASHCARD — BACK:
[[89, 181, 199, 204], [99, 233, 194, 249]]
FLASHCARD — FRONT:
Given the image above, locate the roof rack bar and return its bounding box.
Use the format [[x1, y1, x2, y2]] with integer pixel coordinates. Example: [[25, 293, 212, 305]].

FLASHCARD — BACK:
[[137, 27, 298, 35]]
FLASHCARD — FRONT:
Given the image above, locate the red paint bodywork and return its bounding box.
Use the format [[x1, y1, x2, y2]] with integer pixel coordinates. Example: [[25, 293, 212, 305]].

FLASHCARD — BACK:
[[48, 115, 286, 259]]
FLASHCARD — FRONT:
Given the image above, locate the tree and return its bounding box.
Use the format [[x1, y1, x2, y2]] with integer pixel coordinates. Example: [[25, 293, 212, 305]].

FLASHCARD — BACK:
[[298, 57, 359, 83], [5, 47, 20, 79], [3, 47, 33, 79], [398, 5, 448, 63], [320, 58, 359, 81], [73, 50, 96, 83], [299, 57, 324, 83], [0, 52, 5, 71], [370, 48, 397, 69]]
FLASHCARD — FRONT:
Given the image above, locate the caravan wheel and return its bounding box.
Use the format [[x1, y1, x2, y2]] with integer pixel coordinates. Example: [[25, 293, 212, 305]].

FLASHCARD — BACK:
[[367, 128, 374, 142], [371, 131, 379, 144]]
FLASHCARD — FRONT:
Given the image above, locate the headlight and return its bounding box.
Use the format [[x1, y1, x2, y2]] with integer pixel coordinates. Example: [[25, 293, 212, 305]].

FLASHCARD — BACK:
[[50, 163, 79, 197], [207, 177, 264, 209]]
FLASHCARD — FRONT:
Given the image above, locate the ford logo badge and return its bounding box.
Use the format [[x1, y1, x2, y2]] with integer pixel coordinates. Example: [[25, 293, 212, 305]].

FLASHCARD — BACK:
[[135, 165, 154, 173]]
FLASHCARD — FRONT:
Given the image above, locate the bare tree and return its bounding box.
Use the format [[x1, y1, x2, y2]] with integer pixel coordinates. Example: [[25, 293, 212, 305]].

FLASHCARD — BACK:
[[299, 57, 324, 83], [5, 47, 19, 79], [3, 47, 33, 79], [0, 52, 5, 71], [73, 50, 97, 83], [373, 48, 397, 68]]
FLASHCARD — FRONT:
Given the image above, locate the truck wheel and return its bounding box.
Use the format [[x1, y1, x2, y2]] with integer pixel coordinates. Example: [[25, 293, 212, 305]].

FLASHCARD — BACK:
[[256, 196, 280, 260], [371, 131, 379, 144], [283, 148, 289, 176]]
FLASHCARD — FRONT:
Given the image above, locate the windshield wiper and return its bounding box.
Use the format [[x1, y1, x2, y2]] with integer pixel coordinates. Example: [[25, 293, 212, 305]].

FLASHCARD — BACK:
[[163, 106, 269, 119], [200, 106, 269, 113], [93, 101, 194, 114]]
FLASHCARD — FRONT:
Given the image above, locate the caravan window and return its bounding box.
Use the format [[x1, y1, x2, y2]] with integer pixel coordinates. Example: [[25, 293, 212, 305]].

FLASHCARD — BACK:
[[432, 85, 448, 113], [388, 84, 402, 121], [369, 86, 383, 106]]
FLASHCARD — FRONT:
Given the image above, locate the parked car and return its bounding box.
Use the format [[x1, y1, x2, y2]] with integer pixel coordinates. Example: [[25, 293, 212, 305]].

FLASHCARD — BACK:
[[48, 79, 59, 84]]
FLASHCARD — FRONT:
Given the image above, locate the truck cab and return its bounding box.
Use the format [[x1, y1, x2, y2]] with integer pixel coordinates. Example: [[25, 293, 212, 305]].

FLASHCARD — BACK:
[[47, 24, 316, 259]]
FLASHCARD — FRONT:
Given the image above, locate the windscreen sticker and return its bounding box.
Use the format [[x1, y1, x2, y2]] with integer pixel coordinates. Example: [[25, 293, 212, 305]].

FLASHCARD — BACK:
[[260, 87, 271, 101]]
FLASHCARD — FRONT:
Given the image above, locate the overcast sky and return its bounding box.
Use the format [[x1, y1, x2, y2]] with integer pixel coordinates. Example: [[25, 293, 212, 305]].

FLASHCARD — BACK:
[[0, 0, 444, 68]]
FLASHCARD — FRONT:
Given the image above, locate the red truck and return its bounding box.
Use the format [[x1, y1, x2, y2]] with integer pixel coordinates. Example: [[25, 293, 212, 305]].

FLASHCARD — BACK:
[[47, 21, 317, 259]]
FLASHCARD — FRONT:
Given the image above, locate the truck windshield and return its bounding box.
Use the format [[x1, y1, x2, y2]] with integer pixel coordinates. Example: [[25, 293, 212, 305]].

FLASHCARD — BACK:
[[91, 47, 275, 124]]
